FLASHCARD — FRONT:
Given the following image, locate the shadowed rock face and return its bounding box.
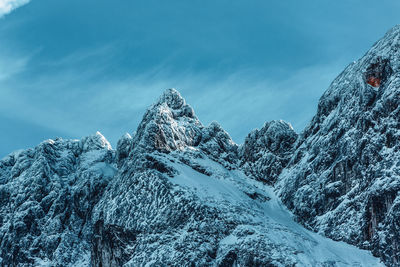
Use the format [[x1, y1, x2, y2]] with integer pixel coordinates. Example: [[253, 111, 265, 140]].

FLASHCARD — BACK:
[[239, 120, 297, 184], [91, 220, 137, 267], [276, 25, 400, 265]]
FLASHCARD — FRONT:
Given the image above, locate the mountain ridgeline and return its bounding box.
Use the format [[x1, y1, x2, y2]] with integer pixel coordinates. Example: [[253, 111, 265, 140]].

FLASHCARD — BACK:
[[1, 25, 400, 266]]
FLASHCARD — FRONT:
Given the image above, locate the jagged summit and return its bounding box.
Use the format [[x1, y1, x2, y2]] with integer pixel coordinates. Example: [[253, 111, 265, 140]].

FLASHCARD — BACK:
[[114, 88, 240, 170], [116, 133, 132, 164], [81, 131, 112, 151], [156, 88, 186, 109], [152, 88, 197, 119], [129, 88, 201, 153]]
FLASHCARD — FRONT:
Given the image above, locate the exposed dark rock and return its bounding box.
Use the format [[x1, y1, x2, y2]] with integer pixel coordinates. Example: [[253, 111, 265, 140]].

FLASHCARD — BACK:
[[91, 220, 136, 267]]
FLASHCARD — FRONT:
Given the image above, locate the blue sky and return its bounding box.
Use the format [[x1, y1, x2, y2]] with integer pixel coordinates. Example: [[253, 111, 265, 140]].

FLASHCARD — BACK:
[[0, 0, 399, 157]]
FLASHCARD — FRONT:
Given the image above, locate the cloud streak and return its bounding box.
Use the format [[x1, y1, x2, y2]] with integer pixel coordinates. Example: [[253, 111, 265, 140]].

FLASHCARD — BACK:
[[0, 51, 346, 149], [0, 53, 29, 80], [2, 0, 395, 157], [0, 0, 30, 17]]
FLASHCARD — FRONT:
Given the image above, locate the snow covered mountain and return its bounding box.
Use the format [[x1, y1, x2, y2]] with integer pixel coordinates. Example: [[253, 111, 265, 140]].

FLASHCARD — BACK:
[[1, 25, 400, 266]]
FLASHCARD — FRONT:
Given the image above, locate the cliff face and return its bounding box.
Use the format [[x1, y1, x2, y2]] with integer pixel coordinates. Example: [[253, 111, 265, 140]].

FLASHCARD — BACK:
[[275, 25, 400, 265], [2, 25, 400, 266]]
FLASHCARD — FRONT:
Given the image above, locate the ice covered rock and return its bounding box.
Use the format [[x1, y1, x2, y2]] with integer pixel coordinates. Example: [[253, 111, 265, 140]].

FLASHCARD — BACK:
[[116, 133, 132, 166]]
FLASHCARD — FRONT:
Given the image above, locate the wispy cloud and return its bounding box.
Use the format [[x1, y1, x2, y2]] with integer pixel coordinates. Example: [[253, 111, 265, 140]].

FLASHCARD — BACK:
[[0, 53, 29, 80], [0, 50, 346, 146], [0, 0, 30, 17]]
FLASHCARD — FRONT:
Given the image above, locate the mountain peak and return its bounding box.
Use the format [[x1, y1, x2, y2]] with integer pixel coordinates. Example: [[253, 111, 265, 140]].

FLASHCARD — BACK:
[[81, 131, 112, 151], [130, 89, 202, 153], [150, 88, 196, 119], [239, 120, 297, 184], [157, 88, 186, 110]]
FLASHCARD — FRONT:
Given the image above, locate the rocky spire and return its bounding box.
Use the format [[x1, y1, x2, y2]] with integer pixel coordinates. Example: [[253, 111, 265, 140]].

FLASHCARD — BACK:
[[130, 88, 202, 153], [81, 131, 112, 151], [156, 88, 186, 109], [115, 88, 239, 169]]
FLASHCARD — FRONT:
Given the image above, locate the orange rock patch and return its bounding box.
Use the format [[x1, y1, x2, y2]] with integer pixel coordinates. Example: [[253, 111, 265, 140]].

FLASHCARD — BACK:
[[366, 76, 381, 87]]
